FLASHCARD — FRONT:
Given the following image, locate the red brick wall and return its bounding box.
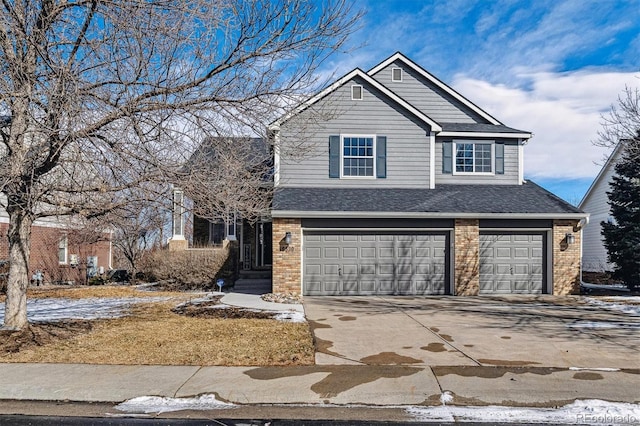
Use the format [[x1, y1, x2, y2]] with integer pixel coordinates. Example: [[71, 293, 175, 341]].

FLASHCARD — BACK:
[[0, 222, 111, 285]]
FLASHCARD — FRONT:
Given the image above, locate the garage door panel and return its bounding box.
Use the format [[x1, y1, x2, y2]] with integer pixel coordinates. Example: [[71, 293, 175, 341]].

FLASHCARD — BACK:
[[398, 247, 412, 258], [360, 264, 376, 275], [361, 247, 376, 258], [513, 264, 529, 275], [415, 264, 431, 274], [306, 264, 321, 275], [416, 247, 431, 257], [496, 247, 511, 258], [324, 247, 339, 258], [342, 264, 358, 275], [396, 264, 412, 275], [342, 247, 358, 258], [303, 231, 448, 296], [379, 264, 394, 275], [378, 280, 394, 293], [480, 232, 545, 295], [397, 281, 413, 294], [324, 264, 339, 275], [306, 247, 321, 259]]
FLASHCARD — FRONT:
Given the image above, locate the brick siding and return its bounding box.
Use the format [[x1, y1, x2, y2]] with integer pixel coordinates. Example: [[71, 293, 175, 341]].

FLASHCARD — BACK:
[[271, 218, 302, 294], [552, 219, 581, 295], [0, 222, 111, 285], [454, 219, 480, 295]]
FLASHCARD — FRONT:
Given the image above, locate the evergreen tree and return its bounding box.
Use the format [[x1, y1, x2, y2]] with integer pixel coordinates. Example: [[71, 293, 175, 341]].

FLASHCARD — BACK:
[[601, 135, 640, 290]]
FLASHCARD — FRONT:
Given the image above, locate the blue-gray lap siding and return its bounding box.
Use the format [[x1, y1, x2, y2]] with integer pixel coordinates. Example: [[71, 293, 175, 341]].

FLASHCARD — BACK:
[[370, 60, 485, 123], [278, 77, 433, 188]]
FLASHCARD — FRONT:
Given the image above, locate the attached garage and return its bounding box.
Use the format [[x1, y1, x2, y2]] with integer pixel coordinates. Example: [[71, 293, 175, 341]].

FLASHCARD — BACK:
[[303, 231, 450, 296], [479, 232, 546, 294]]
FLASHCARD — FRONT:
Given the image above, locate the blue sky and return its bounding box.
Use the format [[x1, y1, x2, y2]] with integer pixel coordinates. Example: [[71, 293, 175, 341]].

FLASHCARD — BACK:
[[317, 0, 640, 205]]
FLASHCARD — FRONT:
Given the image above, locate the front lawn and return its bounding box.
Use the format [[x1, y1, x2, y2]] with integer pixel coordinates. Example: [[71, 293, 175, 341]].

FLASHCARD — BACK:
[[0, 286, 315, 366]]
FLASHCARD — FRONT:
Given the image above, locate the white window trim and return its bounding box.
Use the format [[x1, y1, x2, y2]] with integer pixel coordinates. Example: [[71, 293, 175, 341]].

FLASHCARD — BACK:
[[226, 211, 237, 241], [351, 84, 363, 100], [340, 134, 376, 179], [391, 67, 403, 82], [58, 235, 68, 265], [452, 140, 495, 176]]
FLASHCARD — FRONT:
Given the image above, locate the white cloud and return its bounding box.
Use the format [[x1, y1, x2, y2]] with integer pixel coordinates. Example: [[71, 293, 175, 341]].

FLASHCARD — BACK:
[[453, 70, 640, 179]]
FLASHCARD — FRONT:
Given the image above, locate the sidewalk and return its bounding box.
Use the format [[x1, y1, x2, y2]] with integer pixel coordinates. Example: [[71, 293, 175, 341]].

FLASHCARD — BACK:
[[0, 362, 638, 406]]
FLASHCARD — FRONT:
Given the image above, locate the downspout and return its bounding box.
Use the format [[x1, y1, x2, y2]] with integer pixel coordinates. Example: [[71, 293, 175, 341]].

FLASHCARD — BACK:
[[429, 131, 436, 189]]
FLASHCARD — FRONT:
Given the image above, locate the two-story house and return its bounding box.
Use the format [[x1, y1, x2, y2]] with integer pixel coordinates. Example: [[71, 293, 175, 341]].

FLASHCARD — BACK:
[[269, 52, 587, 296]]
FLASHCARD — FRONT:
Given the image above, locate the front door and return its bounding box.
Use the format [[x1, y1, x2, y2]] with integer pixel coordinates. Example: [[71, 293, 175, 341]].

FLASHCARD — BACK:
[[256, 221, 272, 267]]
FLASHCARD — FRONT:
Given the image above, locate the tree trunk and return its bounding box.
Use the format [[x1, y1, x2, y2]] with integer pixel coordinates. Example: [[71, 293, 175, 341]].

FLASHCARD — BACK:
[[3, 211, 33, 330]]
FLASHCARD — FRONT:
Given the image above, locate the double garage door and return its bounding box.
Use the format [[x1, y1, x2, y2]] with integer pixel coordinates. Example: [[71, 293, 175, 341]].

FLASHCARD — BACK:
[[303, 231, 448, 296], [302, 230, 546, 296]]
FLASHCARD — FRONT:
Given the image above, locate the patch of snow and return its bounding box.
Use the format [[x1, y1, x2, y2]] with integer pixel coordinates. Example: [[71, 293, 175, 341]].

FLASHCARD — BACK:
[[406, 399, 640, 424], [569, 367, 620, 372], [0, 297, 169, 324], [581, 282, 628, 291], [585, 297, 640, 316], [567, 321, 640, 329], [440, 391, 453, 405], [115, 395, 235, 414], [273, 311, 306, 323]]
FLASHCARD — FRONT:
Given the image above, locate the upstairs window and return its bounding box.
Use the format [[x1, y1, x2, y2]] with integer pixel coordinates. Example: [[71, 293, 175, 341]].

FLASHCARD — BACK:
[[351, 84, 363, 100], [342, 135, 375, 177], [454, 142, 493, 174], [392, 67, 403, 82]]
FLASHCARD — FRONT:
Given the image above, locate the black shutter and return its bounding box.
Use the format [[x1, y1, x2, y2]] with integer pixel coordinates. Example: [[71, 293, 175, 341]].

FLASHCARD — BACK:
[[376, 136, 387, 178], [329, 135, 340, 178], [495, 143, 504, 174], [442, 141, 452, 174]]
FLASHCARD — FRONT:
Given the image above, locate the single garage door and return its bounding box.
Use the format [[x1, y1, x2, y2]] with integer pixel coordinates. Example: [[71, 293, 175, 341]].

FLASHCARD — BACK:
[[303, 231, 449, 296], [479, 232, 545, 294]]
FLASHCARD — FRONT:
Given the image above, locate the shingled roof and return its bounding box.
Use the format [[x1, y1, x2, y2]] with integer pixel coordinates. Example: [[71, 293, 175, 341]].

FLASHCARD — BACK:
[[272, 182, 585, 218]]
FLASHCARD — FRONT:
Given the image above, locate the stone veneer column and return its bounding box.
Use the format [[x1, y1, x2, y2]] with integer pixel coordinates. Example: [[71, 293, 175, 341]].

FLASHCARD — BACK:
[[454, 219, 480, 296], [552, 220, 581, 295], [272, 217, 302, 294]]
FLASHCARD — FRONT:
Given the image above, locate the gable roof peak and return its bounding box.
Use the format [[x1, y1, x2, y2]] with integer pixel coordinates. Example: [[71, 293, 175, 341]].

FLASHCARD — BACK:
[[368, 52, 503, 126]]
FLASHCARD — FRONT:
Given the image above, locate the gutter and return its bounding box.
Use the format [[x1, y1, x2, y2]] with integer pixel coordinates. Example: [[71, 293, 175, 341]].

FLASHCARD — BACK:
[[271, 210, 589, 220]]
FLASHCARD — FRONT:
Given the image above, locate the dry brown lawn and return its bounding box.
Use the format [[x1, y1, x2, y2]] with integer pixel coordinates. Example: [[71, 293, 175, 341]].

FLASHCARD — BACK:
[[0, 285, 315, 366]]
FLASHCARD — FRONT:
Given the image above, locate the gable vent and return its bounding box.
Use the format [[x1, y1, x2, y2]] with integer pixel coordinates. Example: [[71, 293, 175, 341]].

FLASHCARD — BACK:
[[351, 84, 363, 100], [392, 67, 402, 82]]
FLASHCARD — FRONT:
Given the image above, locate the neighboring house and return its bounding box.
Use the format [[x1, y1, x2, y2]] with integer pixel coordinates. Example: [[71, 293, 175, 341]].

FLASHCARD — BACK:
[[578, 143, 625, 273], [0, 210, 112, 285], [269, 52, 587, 296]]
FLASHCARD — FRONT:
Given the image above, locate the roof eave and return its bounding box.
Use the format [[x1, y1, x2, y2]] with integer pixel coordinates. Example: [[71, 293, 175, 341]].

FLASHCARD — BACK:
[[271, 210, 589, 220], [437, 131, 532, 139]]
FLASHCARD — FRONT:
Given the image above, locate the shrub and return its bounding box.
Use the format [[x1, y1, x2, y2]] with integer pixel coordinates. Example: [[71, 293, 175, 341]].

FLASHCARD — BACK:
[[139, 247, 229, 290]]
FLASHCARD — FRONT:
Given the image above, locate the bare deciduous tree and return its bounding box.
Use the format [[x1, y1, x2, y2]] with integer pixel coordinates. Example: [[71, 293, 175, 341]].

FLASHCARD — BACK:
[[0, 0, 361, 330], [596, 85, 640, 159], [108, 187, 169, 281]]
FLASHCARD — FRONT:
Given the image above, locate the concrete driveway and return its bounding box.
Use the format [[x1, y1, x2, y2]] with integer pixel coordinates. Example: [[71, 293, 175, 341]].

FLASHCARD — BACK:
[[303, 295, 640, 369]]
